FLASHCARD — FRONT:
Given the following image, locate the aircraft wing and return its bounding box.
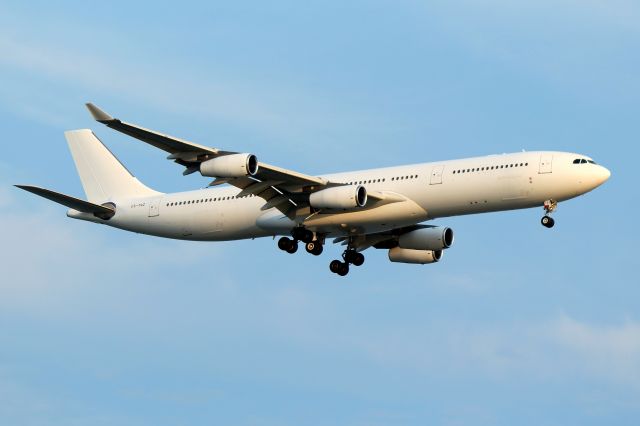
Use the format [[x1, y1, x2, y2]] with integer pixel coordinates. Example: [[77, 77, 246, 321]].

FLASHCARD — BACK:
[[86, 103, 220, 158], [86, 103, 327, 188], [86, 103, 338, 215]]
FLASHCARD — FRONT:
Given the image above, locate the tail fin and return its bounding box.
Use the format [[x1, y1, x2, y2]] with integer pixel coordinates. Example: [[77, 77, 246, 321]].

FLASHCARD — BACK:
[[65, 129, 160, 203]]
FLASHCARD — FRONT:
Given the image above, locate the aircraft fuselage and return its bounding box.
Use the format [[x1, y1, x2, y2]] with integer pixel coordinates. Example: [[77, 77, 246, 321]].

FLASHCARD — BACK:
[[69, 150, 610, 241]]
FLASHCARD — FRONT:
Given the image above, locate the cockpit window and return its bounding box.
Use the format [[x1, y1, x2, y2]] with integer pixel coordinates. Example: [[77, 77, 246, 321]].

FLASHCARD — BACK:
[[573, 158, 597, 165]]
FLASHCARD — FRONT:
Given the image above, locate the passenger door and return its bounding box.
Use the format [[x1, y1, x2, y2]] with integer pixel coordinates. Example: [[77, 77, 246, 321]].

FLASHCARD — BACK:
[[538, 154, 553, 174]]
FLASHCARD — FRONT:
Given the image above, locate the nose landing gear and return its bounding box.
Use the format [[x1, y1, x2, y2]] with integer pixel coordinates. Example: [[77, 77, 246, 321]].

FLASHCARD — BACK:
[[541, 199, 557, 228]]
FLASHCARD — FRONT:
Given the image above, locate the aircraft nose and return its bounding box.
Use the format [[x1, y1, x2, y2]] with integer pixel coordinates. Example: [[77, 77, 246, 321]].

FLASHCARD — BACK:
[[597, 165, 611, 184], [590, 165, 611, 188]]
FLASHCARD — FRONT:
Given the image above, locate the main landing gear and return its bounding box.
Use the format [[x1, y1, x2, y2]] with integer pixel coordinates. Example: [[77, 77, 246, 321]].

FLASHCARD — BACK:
[[541, 199, 557, 228], [277, 236, 299, 254], [278, 227, 323, 255], [329, 248, 365, 277], [276, 228, 364, 277]]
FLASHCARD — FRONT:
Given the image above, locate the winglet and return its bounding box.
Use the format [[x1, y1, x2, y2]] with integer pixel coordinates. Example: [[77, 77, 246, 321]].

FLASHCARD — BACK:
[[85, 103, 114, 122]]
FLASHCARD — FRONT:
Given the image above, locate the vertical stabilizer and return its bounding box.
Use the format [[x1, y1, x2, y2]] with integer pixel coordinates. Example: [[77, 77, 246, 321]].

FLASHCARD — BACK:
[[65, 129, 160, 203]]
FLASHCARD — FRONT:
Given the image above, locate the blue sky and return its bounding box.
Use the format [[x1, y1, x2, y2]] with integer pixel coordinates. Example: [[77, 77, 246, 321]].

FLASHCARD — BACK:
[[1, 1, 639, 424]]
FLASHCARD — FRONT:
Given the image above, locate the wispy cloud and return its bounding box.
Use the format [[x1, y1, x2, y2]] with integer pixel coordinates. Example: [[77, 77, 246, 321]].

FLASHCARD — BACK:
[[1, 182, 219, 316], [342, 313, 640, 386], [0, 26, 381, 151]]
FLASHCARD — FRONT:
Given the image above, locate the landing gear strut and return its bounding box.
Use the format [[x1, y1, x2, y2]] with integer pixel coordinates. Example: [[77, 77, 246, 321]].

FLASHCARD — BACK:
[[541, 199, 557, 228], [292, 227, 314, 243]]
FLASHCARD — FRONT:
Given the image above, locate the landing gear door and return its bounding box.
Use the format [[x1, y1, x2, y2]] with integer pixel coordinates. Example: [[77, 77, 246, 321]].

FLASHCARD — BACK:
[[148, 197, 160, 217], [539, 154, 553, 174], [430, 165, 444, 185]]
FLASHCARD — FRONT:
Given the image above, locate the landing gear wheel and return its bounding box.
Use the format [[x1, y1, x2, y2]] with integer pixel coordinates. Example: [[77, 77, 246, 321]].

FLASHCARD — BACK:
[[541, 216, 555, 228], [352, 252, 365, 266], [330, 260, 342, 273], [286, 240, 298, 253], [343, 250, 364, 266], [278, 237, 292, 251], [306, 241, 323, 256], [337, 262, 350, 276], [343, 250, 356, 264]]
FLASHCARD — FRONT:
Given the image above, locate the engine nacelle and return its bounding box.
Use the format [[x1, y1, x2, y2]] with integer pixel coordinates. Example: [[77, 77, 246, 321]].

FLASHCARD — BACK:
[[388, 247, 443, 264], [309, 185, 367, 209], [200, 153, 258, 178], [398, 227, 454, 251]]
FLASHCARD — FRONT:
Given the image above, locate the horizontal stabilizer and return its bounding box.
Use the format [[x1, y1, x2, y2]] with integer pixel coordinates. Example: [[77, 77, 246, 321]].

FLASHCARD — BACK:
[[15, 185, 115, 219]]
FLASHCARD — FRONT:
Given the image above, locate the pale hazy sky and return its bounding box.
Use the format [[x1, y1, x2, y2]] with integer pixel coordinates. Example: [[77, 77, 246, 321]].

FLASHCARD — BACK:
[[1, 1, 639, 425]]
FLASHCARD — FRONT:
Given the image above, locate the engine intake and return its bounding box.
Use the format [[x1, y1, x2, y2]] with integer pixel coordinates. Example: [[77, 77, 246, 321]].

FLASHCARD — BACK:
[[200, 153, 258, 178], [388, 247, 443, 264], [309, 185, 367, 209], [398, 227, 454, 251]]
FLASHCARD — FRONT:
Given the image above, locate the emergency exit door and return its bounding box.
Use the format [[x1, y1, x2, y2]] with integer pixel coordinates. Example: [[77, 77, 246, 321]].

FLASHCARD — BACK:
[[148, 197, 160, 217]]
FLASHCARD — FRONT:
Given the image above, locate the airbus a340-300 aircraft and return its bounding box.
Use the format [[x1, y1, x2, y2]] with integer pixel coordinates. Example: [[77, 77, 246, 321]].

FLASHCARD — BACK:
[[17, 104, 610, 276]]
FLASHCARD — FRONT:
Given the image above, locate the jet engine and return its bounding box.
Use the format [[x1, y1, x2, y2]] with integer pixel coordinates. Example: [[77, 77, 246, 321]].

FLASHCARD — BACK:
[[388, 247, 443, 264], [398, 227, 454, 251], [309, 185, 367, 209], [200, 153, 258, 178]]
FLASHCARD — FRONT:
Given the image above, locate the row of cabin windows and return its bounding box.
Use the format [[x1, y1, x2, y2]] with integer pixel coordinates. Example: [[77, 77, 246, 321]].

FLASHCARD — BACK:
[[166, 193, 256, 207], [347, 178, 386, 185], [167, 173, 422, 207], [345, 174, 418, 185], [573, 158, 596, 164], [452, 163, 529, 175], [391, 174, 418, 181]]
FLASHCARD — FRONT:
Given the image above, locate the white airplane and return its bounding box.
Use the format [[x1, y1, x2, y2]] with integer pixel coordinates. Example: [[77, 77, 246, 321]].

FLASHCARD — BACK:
[[16, 104, 610, 276]]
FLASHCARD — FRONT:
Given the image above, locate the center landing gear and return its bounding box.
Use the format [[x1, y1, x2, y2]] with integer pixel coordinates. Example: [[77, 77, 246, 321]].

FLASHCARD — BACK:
[[329, 248, 365, 276], [541, 199, 557, 228]]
